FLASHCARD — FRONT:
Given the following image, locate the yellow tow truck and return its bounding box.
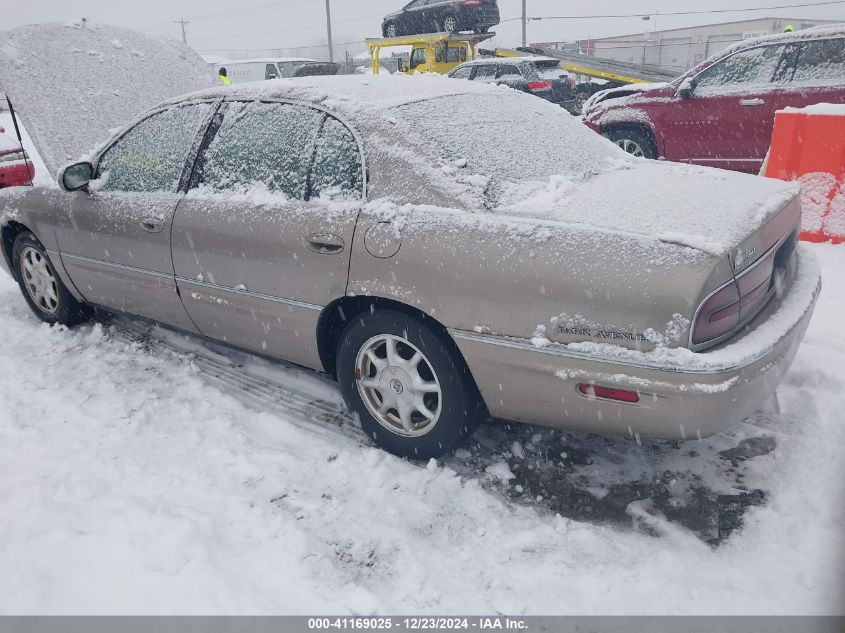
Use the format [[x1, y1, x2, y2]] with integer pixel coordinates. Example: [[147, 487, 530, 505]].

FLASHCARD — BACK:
[[365, 31, 495, 76]]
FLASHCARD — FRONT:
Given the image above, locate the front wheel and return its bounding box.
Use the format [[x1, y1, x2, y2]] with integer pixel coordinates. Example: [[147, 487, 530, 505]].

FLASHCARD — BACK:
[[336, 309, 485, 459], [442, 15, 458, 33], [12, 231, 90, 326], [384, 22, 398, 38], [606, 127, 658, 159]]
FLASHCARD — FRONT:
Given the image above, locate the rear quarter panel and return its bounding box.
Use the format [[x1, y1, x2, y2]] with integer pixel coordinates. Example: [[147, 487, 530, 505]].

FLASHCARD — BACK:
[[348, 203, 722, 351]]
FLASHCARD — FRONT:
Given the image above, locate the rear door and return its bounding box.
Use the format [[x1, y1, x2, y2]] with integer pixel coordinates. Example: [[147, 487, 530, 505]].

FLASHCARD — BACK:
[[662, 43, 791, 172], [774, 37, 845, 111], [172, 100, 364, 370], [403, 0, 431, 33], [56, 101, 214, 331]]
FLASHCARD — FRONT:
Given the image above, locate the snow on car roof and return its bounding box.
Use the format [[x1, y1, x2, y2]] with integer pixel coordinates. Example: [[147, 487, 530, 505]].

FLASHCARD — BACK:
[[168, 73, 509, 115]]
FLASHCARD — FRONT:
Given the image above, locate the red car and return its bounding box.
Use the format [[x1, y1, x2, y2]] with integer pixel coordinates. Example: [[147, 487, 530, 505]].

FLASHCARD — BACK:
[[0, 125, 34, 188], [584, 26, 845, 173]]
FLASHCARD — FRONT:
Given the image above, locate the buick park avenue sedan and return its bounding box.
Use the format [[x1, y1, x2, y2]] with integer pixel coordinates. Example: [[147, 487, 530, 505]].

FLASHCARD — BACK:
[[0, 75, 820, 459]]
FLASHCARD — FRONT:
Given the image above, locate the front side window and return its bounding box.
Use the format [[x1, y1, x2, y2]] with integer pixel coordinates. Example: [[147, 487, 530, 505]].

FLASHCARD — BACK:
[[410, 48, 427, 69], [310, 117, 364, 200], [96, 103, 211, 193], [791, 38, 845, 86], [197, 101, 324, 200], [695, 44, 788, 92], [450, 65, 472, 80]]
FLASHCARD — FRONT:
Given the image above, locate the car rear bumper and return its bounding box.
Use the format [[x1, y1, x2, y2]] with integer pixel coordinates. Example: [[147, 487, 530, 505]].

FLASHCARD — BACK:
[[451, 246, 821, 440]]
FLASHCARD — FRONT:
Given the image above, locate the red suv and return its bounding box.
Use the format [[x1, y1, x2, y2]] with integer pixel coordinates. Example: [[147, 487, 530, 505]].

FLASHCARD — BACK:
[[584, 26, 845, 173]]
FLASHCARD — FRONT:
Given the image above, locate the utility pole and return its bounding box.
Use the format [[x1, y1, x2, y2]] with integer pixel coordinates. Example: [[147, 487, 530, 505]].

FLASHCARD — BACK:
[[174, 18, 190, 44], [325, 0, 334, 62], [521, 0, 527, 47]]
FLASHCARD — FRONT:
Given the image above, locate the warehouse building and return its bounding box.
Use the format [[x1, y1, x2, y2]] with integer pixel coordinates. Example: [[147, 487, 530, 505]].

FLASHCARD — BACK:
[[534, 17, 841, 75]]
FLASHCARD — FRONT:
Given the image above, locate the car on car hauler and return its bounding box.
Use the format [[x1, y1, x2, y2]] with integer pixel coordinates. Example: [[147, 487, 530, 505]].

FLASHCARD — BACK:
[[584, 26, 845, 172]]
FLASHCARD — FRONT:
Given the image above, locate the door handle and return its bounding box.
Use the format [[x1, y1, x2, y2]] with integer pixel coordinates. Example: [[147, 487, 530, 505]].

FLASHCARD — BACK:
[[305, 233, 344, 254], [140, 217, 164, 233], [739, 98, 766, 106]]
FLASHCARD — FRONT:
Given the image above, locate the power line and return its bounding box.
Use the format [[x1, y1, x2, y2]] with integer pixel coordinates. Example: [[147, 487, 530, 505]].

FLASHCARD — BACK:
[[528, 0, 845, 20], [190, 13, 385, 42]]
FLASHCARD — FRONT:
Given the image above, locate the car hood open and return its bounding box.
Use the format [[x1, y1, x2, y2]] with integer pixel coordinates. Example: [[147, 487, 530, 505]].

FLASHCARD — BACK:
[[0, 22, 216, 180]]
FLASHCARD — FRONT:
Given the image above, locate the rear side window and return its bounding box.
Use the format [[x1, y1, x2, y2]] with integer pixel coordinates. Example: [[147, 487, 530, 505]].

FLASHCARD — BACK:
[[497, 65, 522, 79], [791, 38, 845, 86], [310, 117, 363, 200], [473, 64, 497, 80], [695, 44, 788, 92], [96, 103, 211, 193], [197, 101, 323, 200]]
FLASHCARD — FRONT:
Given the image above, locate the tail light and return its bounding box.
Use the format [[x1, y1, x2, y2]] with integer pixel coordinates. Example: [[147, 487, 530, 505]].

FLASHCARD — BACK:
[[462, 0, 482, 5], [578, 384, 640, 403], [691, 242, 787, 348], [0, 149, 28, 164], [527, 81, 552, 92]]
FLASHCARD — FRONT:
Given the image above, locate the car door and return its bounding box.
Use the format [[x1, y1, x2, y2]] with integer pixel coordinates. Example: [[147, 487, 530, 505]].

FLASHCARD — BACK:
[[171, 100, 364, 370], [55, 101, 215, 331], [775, 37, 845, 112], [403, 0, 431, 34], [471, 63, 498, 84], [662, 43, 791, 172]]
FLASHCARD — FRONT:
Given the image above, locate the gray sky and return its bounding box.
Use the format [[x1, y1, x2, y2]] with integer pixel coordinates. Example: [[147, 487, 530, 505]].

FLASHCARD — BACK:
[[4, 0, 845, 60]]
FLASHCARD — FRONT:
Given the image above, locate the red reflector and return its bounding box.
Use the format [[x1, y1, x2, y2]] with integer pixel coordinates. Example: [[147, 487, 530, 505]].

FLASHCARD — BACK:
[[578, 383, 640, 403], [462, 0, 481, 5], [527, 81, 552, 91]]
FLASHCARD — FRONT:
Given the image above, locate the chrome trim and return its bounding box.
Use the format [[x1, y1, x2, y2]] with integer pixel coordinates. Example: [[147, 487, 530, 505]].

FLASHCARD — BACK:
[[176, 276, 323, 312], [688, 229, 793, 352], [59, 252, 173, 280]]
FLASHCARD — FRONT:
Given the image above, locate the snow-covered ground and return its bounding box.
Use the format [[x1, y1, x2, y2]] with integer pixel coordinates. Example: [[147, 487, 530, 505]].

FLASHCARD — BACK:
[[0, 245, 843, 615]]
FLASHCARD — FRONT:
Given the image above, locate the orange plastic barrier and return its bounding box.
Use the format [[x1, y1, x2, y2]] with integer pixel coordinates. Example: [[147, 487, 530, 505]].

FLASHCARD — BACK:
[[764, 108, 845, 244]]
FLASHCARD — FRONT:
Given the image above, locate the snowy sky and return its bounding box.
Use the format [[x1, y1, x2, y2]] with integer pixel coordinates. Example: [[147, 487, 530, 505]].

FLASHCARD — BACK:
[[4, 0, 845, 60]]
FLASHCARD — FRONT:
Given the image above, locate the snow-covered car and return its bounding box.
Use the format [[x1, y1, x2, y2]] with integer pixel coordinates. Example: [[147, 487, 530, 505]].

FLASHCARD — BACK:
[[0, 67, 822, 459], [583, 26, 845, 172]]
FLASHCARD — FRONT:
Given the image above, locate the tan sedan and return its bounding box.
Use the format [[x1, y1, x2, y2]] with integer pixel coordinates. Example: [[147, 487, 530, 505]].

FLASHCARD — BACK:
[[0, 76, 821, 458]]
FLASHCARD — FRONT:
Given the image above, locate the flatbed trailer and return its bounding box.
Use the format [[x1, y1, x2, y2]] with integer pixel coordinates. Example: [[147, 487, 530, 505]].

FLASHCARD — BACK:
[[483, 46, 677, 85]]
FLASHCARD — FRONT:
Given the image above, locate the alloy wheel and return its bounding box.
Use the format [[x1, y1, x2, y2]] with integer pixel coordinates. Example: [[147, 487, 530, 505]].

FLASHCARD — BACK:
[[386, 23, 397, 38], [614, 138, 645, 157], [20, 246, 59, 314], [443, 16, 457, 32], [355, 334, 442, 437]]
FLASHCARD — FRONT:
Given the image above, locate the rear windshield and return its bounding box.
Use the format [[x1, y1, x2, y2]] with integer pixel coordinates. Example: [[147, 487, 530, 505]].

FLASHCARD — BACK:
[[393, 91, 622, 206]]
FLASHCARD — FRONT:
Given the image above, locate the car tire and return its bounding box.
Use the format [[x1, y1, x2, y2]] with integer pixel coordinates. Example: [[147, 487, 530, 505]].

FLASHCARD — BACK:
[[384, 22, 398, 38], [442, 15, 458, 33], [606, 127, 657, 159], [12, 231, 90, 326], [336, 309, 485, 460]]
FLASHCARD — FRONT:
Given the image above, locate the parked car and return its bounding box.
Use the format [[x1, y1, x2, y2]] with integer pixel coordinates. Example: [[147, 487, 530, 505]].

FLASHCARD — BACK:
[[584, 26, 845, 172], [448, 57, 575, 110], [382, 0, 500, 38], [0, 126, 34, 189], [0, 74, 820, 459]]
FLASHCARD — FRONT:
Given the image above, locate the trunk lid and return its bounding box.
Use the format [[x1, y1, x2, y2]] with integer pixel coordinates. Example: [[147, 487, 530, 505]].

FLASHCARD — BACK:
[[0, 22, 216, 180]]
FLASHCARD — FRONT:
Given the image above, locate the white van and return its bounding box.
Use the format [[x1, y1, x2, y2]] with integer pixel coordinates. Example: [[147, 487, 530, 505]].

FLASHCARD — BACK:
[[215, 58, 318, 83]]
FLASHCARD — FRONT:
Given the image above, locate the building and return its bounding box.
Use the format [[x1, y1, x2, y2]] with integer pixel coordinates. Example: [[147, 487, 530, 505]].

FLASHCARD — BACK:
[[535, 17, 841, 76]]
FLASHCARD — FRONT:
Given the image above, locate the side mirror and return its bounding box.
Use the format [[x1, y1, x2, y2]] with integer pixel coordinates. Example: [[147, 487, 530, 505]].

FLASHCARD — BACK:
[[677, 78, 696, 99], [60, 161, 94, 192]]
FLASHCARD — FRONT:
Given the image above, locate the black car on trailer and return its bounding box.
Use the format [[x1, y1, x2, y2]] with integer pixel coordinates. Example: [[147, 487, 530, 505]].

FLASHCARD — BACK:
[[382, 0, 500, 38]]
